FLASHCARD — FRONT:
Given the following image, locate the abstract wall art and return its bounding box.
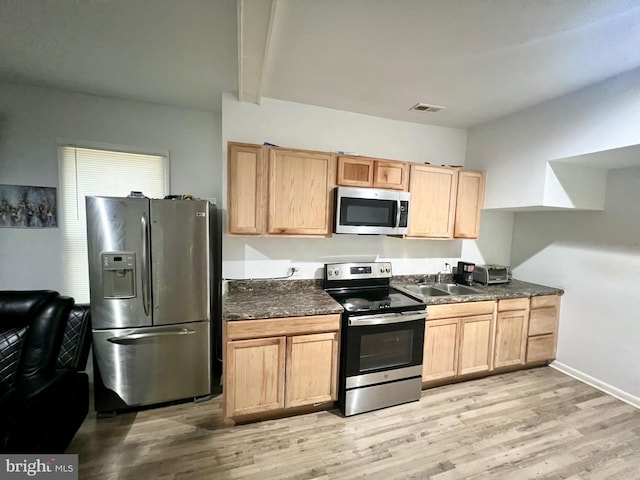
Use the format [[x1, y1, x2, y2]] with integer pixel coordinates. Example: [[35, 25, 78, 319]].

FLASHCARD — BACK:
[[0, 184, 58, 228]]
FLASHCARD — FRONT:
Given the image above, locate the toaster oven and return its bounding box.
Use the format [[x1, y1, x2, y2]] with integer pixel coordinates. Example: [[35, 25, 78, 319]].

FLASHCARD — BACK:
[[473, 265, 511, 285]]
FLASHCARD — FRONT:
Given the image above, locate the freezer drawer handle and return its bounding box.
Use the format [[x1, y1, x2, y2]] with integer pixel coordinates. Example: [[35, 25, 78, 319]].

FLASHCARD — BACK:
[[107, 328, 196, 344]]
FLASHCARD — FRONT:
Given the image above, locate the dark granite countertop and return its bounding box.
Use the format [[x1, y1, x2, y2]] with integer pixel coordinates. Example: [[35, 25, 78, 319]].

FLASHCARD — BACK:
[[223, 277, 564, 321], [223, 279, 343, 321], [392, 278, 564, 306]]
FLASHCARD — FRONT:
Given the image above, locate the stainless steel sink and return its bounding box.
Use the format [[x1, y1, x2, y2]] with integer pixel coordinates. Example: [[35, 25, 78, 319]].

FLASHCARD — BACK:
[[401, 284, 451, 297], [400, 283, 481, 298], [427, 283, 481, 296]]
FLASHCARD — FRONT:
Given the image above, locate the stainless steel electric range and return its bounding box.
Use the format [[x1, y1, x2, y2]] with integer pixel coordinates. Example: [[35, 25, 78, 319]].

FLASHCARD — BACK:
[[323, 262, 426, 416]]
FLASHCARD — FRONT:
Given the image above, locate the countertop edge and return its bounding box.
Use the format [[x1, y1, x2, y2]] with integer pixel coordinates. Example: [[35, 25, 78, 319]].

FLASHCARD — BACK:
[[223, 279, 564, 321]]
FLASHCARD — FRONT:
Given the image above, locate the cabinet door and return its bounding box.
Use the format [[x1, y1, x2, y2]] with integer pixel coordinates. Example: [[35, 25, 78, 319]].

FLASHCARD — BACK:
[[225, 337, 285, 417], [286, 332, 338, 408], [337, 156, 373, 187], [407, 164, 457, 238], [458, 314, 493, 376], [494, 309, 529, 368], [373, 160, 408, 191], [227, 143, 266, 235], [454, 169, 486, 239], [423, 318, 459, 382], [268, 148, 336, 235]]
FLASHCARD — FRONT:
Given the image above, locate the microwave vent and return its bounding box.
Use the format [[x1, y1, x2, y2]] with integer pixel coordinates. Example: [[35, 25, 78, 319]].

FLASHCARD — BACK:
[[410, 102, 446, 113]]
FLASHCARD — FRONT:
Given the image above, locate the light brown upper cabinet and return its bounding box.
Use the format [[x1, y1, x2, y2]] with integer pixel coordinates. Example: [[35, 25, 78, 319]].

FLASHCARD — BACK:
[[453, 169, 486, 239], [337, 155, 408, 191], [407, 164, 458, 238], [407, 165, 486, 239], [373, 159, 408, 190], [227, 142, 336, 237], [336, 156, 374, 187], [268, 148, 336, 236], [227, 143, 267, 235]]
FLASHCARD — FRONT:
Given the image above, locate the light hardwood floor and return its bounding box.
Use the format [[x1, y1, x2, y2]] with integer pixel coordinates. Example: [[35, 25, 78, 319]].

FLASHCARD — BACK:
[[68, 367, 640, 479]]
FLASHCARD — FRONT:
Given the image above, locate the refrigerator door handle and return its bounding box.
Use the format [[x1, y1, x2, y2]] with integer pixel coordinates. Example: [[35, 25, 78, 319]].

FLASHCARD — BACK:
[[107, 328, 197, 345], [141, 212, 151, 316]]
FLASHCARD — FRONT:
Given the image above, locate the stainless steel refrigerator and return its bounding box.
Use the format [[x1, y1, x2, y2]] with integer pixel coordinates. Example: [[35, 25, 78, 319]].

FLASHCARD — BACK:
[[86, 196, 218, 414]]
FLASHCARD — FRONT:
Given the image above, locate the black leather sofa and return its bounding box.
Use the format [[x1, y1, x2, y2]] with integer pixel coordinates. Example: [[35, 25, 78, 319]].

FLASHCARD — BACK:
[[0, 290, 92, 453]]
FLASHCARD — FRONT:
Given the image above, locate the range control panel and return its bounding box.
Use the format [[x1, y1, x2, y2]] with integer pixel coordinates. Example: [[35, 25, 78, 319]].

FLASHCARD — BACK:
[[325, 262, 392, 281]]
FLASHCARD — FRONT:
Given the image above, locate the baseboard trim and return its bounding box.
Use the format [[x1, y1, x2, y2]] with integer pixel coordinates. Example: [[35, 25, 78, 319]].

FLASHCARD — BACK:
[[550, 361, 640, 410]]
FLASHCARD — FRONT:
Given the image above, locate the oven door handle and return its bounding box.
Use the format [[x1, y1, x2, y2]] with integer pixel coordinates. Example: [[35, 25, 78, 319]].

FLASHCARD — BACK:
[[348, 311, 426, 326]]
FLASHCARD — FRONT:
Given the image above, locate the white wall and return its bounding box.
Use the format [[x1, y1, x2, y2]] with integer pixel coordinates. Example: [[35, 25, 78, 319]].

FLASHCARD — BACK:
[[0, 83, 221, 292], [467, 67, 640, 405], [543, 163, 607, 210], [512, 167, 640, 404], [221, 93, 508, 279], [467, 67, 640, 209]]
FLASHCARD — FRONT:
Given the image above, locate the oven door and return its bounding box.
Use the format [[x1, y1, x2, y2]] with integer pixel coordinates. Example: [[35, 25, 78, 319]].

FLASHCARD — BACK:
[[336, 187, 406, 235], [343, 310, 425, 388]]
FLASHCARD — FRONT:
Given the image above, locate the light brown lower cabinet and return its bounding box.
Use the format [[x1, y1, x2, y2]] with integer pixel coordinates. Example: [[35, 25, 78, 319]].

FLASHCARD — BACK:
[[458, 314, 493, 375], [225, 337, 286, 417], [224, 314, 340, 419], [422, 318, 459, 382], [494, 298, 530, 369], [286, 332, 339, 408], [423, 295, 562, 387], [526, 295, 561, 363], [422, 301, 495, 383]]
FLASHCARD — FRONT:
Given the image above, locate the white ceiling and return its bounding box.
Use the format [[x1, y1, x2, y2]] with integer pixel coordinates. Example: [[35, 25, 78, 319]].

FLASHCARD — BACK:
[[1, 0, 640, 128]]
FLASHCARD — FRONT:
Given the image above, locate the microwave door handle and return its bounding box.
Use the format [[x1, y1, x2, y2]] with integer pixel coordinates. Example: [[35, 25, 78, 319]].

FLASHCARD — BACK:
[[395, 199, 402, 228]]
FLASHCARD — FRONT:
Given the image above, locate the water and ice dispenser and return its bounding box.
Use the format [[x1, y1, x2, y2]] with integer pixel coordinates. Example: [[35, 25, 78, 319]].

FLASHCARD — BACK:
[[101, 252, 136, 298]]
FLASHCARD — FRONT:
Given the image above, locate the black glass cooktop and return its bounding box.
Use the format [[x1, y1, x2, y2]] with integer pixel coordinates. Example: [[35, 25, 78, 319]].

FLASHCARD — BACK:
[[329, 287, 425, 313]]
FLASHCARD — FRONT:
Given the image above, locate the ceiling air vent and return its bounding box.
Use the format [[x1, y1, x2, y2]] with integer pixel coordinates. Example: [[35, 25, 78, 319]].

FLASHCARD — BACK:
[[410, 102, 446, 113]]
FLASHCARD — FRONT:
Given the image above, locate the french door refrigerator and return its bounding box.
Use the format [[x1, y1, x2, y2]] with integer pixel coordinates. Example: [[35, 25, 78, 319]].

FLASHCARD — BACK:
[[86, 196, 217, 414]]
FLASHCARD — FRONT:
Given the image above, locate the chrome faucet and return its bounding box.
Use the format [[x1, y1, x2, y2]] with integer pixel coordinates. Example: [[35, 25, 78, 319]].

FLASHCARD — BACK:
[[436, 263, 450, 284]]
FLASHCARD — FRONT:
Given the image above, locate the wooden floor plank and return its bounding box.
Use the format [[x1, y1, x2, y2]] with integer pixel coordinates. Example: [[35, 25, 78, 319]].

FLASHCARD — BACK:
[[68, 367, 640, 479]]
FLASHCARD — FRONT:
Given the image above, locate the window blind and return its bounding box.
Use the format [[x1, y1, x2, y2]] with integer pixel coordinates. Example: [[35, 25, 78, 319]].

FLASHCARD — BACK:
[[59, 146, 167, 303]]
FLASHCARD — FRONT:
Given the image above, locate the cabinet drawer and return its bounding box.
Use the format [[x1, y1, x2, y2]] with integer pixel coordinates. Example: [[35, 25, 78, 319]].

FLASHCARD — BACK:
[[498, 297, 529, 312], [528, 307, 558, 336], [530, 295, 560, 309], [226, 314, 341, 340], [526, 334, 556, 363], [427, 301, 495, 320]]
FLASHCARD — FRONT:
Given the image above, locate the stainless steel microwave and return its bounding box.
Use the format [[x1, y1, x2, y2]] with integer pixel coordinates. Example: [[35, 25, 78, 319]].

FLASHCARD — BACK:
[[335, 186, 410, 235]]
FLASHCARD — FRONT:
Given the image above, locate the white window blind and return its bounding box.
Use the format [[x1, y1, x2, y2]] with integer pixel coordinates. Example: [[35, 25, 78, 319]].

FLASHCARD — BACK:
[[59, 146, 167, 303]]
